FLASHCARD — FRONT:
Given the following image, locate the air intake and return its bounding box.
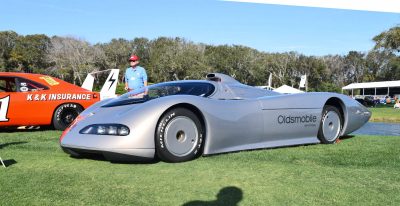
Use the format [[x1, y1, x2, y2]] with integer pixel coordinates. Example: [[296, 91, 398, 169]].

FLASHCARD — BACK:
[[206, 73, 240, 84], [206, 73, 221, 82]]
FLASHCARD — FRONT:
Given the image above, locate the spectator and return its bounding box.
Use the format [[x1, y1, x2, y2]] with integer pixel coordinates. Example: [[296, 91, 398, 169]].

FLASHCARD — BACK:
[[124, 55, 148, 92], [386, 96, 392, 104], [394, 99, 400, 109]]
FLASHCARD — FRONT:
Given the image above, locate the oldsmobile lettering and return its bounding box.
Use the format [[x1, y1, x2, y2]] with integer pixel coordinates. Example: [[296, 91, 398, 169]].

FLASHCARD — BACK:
[[27, 93, 92, 101], [278, 114, 317, 124]]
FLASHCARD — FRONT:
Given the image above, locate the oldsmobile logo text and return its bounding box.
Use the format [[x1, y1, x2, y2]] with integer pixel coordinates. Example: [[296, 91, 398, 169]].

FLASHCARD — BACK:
[[278, 115, 317, 124]]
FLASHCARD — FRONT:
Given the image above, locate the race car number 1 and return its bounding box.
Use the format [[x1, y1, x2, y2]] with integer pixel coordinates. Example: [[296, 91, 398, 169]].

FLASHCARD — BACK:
[[0, 96, 10, 121]]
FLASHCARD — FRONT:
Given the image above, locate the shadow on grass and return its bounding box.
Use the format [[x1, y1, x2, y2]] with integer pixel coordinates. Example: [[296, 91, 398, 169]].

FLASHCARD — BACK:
[[69, 153, 161, 164], [0, 141, 28, 149], [183, 186, 243, 206], [0, 126, 56, 133], [1, 159, 17, 168], [204, 142, 321, 158], [62, 147, 161, 164], [1, 142, 25, 168], [204, 135, 354, 159], [340, 135, 355, 141]]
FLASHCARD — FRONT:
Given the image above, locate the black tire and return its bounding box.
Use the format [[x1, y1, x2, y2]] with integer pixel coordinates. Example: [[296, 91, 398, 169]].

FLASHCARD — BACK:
[[52, 103, 83, 130], [155, 108, 204, 163], [317, 105, 343, 144]]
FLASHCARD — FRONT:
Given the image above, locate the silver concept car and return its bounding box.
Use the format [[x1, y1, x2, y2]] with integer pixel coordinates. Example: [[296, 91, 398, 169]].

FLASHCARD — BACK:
[[60, 73, 371, 162]]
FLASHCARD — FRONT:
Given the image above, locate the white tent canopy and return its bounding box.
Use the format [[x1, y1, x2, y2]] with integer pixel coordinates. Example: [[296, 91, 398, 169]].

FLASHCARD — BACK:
[[273, 85, 304, 94], [342, 80, 400, 97], [342, 80, 400, 90]]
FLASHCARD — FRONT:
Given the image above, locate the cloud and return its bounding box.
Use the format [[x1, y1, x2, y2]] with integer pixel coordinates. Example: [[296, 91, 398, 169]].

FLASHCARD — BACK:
[[223, 0, 400, 13]]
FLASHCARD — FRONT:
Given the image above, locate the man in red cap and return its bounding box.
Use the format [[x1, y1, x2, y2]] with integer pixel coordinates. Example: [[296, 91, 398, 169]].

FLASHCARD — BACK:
[[124, 55, 148, 92]]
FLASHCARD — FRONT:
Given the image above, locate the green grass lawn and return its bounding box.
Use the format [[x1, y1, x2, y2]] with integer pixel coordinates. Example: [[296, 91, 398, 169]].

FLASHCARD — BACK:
[[368, 106, 400, 122], [1, 130, 399, 205]]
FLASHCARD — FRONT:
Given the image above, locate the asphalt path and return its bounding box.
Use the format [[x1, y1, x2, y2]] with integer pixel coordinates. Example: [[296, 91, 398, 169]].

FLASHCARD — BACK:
[[351, 122, 400, 136]]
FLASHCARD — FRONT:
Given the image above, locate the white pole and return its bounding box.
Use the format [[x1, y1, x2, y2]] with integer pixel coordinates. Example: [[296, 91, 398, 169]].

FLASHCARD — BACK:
[[0, 157, 6, 168]]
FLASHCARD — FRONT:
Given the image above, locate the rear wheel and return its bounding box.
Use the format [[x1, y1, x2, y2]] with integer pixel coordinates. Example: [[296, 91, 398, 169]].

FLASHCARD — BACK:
[[155, 108, 204, 163], [53, 103, 83, 130], [317, 105, 342, 144]]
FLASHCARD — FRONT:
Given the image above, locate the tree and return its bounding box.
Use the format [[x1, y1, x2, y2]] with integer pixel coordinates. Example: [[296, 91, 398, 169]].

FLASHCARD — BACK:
[[147, 37, 207, 82], [9, 34, 51, 73], [323, 55, 346, 88], [205, 45, 260, 84], [384, 57, 400, 80], [296, 55, 329, 91], [343, 51, 367, 84], [131, 37, 151, 65], [46, 36, 102, 85], [97, 38, 132, 70], [0, 31, 18, 71], [371, 25, 400, 81], [3, 28, 399, 90], [266, 52, 298, 87], [373, 26, 400, 54]]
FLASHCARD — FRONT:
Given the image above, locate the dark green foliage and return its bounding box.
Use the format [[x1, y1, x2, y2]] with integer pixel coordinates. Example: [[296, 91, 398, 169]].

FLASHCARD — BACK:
[[0, 31, 18, 71], [10, 34, 51, 73], [371, 26, 400, 81], [373, 26, 400, 53], [386, 57, 400, 80], [1, 25, 400, 91], [310, 82, 342, 93]]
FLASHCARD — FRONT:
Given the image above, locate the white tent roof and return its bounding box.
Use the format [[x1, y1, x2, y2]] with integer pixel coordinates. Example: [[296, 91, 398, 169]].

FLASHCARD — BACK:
[[255, 85, 274, 90], [273, 85, 304, 94], [342, 80, 400, 90]]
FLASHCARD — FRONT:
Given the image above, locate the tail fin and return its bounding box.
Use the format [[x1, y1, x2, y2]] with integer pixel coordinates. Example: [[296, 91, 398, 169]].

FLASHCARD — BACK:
[[100, 69, 120, 100], [81, 69, 120, 99], [81, 73, 95, 91]]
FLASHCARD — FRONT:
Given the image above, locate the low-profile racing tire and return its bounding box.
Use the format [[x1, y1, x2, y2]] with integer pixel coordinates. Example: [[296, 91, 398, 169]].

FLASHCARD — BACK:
[[155, 107, 204, 163], [317, 105, 343, 144], [53, 103, 83, 130]]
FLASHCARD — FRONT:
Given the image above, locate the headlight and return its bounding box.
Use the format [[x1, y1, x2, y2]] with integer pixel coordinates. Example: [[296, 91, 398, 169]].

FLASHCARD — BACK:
[[79, 124, 130, 136]]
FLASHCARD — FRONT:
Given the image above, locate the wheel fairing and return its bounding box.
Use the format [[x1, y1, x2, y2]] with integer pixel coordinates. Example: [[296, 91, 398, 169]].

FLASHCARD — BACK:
[[155, 107, 204, 162], [164, 116, 199, 157], [321, 110, 341, 142]]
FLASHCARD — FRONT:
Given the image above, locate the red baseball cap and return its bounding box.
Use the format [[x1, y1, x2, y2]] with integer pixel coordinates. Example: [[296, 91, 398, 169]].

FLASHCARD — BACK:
[[129, 55, 140, 61]]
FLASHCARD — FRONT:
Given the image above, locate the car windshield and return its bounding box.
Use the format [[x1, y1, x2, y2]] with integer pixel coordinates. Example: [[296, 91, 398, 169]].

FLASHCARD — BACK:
[[102, 82, 215, 107]]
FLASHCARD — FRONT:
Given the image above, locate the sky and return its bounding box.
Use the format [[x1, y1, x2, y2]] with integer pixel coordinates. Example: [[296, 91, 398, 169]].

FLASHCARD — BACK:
[[0, 0, 399, 56]]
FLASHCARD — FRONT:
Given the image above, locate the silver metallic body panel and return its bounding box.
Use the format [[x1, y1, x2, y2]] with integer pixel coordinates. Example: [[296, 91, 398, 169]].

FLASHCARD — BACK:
[[60, 73, 371, 160]]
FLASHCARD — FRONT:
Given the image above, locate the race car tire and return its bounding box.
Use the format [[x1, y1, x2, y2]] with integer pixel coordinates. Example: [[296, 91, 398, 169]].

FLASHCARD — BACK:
[[317, 105, 342, 144], [155, 107, 204, 163], [52, 103, 83, 131]]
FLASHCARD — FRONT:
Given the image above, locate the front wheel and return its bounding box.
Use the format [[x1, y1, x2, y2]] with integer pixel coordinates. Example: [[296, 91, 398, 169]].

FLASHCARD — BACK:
[[317, 105, 342, 144], [155, 108, 204, 163], [53, 103, 83, 130]]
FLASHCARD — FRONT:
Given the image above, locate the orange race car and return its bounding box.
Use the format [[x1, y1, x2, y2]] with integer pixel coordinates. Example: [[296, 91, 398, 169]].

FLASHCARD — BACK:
[[0, 69, 119, 130]]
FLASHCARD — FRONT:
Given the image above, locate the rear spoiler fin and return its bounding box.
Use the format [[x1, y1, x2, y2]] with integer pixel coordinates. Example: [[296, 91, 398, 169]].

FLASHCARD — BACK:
[[81, 69, 120, 100]]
